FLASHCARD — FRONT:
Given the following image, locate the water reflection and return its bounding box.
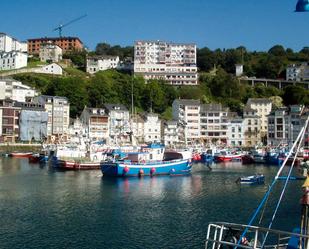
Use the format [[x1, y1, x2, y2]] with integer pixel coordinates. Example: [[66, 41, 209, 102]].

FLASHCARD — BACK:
[[0, 158, 303, 249]]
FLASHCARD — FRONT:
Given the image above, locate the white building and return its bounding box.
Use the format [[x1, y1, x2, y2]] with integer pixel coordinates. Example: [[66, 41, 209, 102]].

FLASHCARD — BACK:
[[172, 99, 200, 145], [86, 55, 119, 74], [131, 114, 145, 143], [143, 113, 161, 143], [68, 117, 86, 138], [104, 104, 130, 143], [227, 117, 244, 147], [80, 107, 109, 142], [200, 103, 230, 145], [134, 40, 198, 85], [39, 43, 62, 63], [0, 33, 27, 53], [34, 95, 70, 142], [286, 63, 309, 81], [235, 64, 243, 77], [34, 63, 63, 75], [162, 121, 179, 147], [246, 98, 272, 144], [0, 51, 27, 70], [0, 79, 38, 102]]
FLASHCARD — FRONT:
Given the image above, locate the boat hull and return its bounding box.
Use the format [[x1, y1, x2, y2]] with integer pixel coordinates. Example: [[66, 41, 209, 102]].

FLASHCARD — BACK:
[[101, 159, 192, 177], [215, 155, 242, 162], [54, 159, 100, 170], [9, 152, 33, 158], [238, 175, 265, 185]]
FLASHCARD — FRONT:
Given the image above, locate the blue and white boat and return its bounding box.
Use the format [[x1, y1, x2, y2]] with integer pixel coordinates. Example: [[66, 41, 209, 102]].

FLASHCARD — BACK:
[[101, 143, 192, 177], [237, 174, 265, 185]]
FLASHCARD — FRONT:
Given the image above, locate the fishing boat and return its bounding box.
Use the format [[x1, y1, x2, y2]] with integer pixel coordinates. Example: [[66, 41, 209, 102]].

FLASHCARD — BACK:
[[236, 174, 265, 185], [204, 115, 309, 249], [101, 143, 192, 177], [214, 150, 242, 162], [56, 159, 101, 170], [9, 152, 33, 158]]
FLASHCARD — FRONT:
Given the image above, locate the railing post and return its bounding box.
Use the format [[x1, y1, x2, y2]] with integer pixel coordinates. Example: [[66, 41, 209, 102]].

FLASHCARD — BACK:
[[205, 224, 211, 249], [253, 229, 258, 248], [212, 227, 218, 249], [217, 225, 224, 249]]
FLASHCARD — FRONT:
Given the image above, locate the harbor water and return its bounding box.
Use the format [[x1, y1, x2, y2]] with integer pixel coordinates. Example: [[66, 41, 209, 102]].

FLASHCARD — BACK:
[[0, 157, 303, 249]]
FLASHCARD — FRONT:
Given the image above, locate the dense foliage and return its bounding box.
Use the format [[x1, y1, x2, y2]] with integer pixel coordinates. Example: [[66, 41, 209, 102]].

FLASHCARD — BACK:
[[12, 43, 309, 119]]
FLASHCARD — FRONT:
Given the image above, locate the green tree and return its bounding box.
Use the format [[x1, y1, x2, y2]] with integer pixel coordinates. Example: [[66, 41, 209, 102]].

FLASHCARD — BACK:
[[282, 85, 309, 106], [45, 77, 88, 117]]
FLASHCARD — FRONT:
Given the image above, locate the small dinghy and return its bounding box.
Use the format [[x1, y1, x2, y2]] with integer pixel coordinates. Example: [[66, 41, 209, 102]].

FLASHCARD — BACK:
[[236, 174, 265, 185]]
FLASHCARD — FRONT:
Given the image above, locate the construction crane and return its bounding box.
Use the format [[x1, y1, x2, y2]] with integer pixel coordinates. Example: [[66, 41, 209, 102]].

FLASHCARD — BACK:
[[53, 14, 87, 37]]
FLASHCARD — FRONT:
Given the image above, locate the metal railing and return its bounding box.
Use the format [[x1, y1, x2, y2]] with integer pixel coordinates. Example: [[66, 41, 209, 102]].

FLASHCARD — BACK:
[[205, 222, 309, 249]]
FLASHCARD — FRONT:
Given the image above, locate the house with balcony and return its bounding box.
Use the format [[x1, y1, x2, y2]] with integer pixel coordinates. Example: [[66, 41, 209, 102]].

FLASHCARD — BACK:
[[162, 120, 179, 148], [104, 103, 130, 144], [172, 99, 200, 145], [33, 95, 70, 143], [246, 98, 272, 144], [227, 117, 244, 147], [243, 106, 261, 147], [142, 113, 161, 143], [80, 107, 109, 142], [200, 103, 230, 146], [267, 105, 307, 147]]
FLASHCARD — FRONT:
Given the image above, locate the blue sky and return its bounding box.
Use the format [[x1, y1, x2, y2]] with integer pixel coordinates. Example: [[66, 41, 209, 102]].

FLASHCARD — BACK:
[[1, 0, 308, 51]]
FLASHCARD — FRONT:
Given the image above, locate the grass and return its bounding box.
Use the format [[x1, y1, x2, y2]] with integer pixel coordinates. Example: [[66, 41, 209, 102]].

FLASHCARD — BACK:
[[63, 67, 87, 78]]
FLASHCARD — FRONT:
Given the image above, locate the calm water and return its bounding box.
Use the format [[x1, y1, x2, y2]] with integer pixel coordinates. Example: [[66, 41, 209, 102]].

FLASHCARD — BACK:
[[0, 158, 303, 249]]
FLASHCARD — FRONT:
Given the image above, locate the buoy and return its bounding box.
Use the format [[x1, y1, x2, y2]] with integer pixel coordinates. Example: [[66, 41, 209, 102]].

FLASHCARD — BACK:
[[138, 169, 144, 177], [123, 166, 129, 174], [150, 167, 156, 176], [170, 168, 176, 175]]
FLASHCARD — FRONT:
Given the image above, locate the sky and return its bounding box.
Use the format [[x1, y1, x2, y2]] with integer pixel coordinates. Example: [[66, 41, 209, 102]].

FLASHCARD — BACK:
[[1, 0, 309, 52]]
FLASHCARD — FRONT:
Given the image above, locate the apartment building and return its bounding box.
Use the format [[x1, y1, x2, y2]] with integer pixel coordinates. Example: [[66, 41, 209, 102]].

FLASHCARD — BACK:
[[172, 99, 200, 145], [80, 107, 109, 142], [246, 98, 272, 144], [131, 114, 145, 143], [200, 103, 229, 145], [0, 79, 38, 102], [286, 63, 309, 81], [162, 120, 179, 147], [0, 33, 27, 52], [104, 104, 130, 143], [0, 51, 27, 70], [143, 113, 161, 143], [34, 95, 70, 142], [86, 55, 119, 74], [243, 107, 261, 147], [227, 117, 244, 147], [267, 105, 307, 147], [39, 43, 62, 62], [134, 40, 198, 85], [0, 99, 21, 142], [28, 37, 83, 55]]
